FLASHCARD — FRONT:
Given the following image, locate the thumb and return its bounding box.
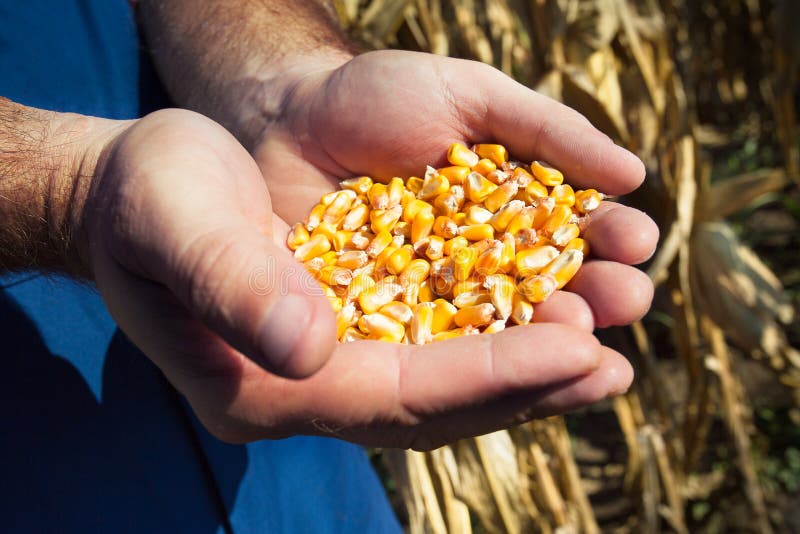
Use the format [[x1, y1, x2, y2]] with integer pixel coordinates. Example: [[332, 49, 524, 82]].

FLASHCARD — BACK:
[[164, 223, 337, 378]]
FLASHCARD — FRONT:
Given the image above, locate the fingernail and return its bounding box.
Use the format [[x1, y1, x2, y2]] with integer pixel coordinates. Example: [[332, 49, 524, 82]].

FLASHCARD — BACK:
[[258, 293, 311, 374]]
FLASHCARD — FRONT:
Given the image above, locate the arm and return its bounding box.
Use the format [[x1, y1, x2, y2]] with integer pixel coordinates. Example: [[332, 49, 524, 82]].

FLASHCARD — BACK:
[[0, 97, 123, 274], [137, 0, 354, 149]]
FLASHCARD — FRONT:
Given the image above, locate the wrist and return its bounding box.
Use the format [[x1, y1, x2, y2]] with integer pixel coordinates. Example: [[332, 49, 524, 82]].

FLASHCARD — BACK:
[[0, 99, 130, 276]]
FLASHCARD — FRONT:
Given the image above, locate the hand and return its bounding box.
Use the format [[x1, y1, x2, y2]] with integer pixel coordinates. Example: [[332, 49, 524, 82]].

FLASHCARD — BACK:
[[246, 50, 657, 446], [82, 109, 610, 449]]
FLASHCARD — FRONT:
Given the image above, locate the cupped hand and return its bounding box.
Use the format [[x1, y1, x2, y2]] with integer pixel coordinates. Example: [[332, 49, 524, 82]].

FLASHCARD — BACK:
[[255, 50, 657, 330], [81, 97, 646, 449]]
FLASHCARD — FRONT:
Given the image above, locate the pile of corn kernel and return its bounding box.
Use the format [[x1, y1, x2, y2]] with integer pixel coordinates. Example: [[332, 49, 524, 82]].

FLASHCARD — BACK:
[[286, 142, 603, 344]]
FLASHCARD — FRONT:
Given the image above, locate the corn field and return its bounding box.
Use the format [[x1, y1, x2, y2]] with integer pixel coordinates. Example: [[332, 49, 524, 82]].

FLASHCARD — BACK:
[[334, 0, 800, 532]]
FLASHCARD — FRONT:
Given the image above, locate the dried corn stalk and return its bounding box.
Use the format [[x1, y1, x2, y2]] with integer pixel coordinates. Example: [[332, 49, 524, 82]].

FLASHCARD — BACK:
[[344, 1, 799, 532]]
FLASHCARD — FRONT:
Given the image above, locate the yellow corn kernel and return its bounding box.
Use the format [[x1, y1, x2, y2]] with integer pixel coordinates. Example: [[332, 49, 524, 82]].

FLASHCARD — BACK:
[[489, 199, 525, 232], [432, 190, 462, 217], [524, 180, 549, 202], [517, 274, 558, 303], [431, 299, 458, 334], [453, 290, 492, 309], [391, 221, 411, 239], [425, 235, 445, 260], [453, 245, 479, 281], [341, 203, 370, 231], [323, 190, 355, 224], [454, 303, 496, 327], [473, 143, 508, 166], [465, 172, 498, 203], [359, 313, 405, 343], [349, 230, 374, 250], [294, 234, 331, 262], [367, 183, 389, 209], [402, 282, 419, 307], [452, 276, 483, 298], [411, 209, 436, 243], [336, 250, 368, 270], [429, 260, 456, 297], [410, 302, 435, 345], [386, 246, 413, 275], [374, 245, 398, 271], [340, 176, 373, 195], [516, 245, 560, 277], [318, 265, 353, 287], [443, 236, 469, 256], [465, 205, 494, 225], [287, 222, 310, 251], [358, 281, 404, 314], [311, 221, 338, 242], [320, 250, 338, 266], [387, 177, 405, 207], [432, 216, 458, 239], [336, 303, 359, 338], [305, 202, 327, 231], [483, 320, 507, 334], [320, 191, 337, 206], [399, 258, 431, 286], [459, 223, 495, 241], [550, 184, 575, 207], [542, 205, 574, 236], [331, 231, 355, 251], [483, 181, 519, 213], [405, 176, 424, 194], [484, 274, 515, 320], [417, 166, 450, 200], [510, 293, 533, 325], [366, 230, 393, 258], [402, 198, 433, 224], [515, 229, 540, 251], [510, 167, 534, 187], [474, 240, 504, 276], [418, 279, 435, 302], [432, 328, 467, 342], [564, 237, 590, 256], [341, 326, 367, 343], [505, 206, 535, 236], [370, 205, 403, 234], [575, 189, 603, 213], [437, 165, 471, 185], [551, 223, 580, 247], [447, 142, 480, 167], [486, 169, 511, 185], [531, 160, 564, 186], [472, 158, 497, 176], [452, 212, 467, 226], [540, 248, 584, 289], [379, 301, 413, 325], [318, 281, 342, 312], [498, 233, 516, 273], [346, 273, 376, 302], [304, 257, 325, 276]]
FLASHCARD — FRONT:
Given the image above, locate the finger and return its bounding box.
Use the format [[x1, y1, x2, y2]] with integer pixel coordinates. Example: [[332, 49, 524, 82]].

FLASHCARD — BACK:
[[532, 290, 594, 332], [565, 260, 654, 328], [459, 63, 645, 195], [101, 114, 336, 378], [281, 323, 604, 443], [584, 202, 659, 265], [403, 345, 633, 449]]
